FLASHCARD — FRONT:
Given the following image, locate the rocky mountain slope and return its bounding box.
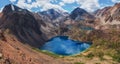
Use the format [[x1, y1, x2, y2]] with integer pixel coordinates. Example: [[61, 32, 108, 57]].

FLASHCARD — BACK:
[[0, 4, 67, 64], [0, 4, 53, 48], [95, 3, 120, 29], [0, 32, 66, 64]]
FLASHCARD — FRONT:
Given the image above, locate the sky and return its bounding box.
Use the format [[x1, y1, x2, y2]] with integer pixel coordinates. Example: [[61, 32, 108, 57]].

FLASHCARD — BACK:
[[0, 0, 120, 13]]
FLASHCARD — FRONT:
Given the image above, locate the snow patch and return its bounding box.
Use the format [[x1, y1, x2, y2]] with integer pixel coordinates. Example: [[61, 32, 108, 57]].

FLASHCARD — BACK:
[[11, 4, 15, 11]]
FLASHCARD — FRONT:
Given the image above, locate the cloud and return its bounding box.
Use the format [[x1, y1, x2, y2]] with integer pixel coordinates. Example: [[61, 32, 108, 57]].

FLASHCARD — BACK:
[[9, 0, 16, 3], [62, 0, 75, 4], [0, 7, 3, 12], [59, 0, 100, 12], [59, 2, 65, 6], [111, 0, 120, 3], [41, 3, 67, 12], [76, 0, 100, 12], [9, 0, 101, 12], [50, 0, 58, 3], [16, 0, 48, 9], [27, 0, 32, 3], [9, 0, 67, 12]]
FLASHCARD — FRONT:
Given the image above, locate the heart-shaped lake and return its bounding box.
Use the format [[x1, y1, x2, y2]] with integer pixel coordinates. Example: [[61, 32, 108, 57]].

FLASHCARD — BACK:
[[40, 36, 92, 55]]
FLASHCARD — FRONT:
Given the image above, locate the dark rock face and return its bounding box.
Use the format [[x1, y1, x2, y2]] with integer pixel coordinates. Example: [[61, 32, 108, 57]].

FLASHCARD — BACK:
[[0, 4, 48, 47], [70, 7, 95, 21]]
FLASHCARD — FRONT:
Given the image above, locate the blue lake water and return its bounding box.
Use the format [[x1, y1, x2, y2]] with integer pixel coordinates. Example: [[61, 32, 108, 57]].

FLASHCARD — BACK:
[[40, 36, 92, 55]]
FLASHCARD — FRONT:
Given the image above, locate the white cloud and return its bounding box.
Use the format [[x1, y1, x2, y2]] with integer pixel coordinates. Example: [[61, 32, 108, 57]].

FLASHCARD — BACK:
[[9, 0, 101, 12], [0, 7, 3, 12], [9, 0, 16, 3], [41, 3, 67, 12], [50, 0, 58, 3], [59, 2, 65, 6], [27, 0, 32, 3], [111, 0, 120, 3], [9, 0, 67, 12], [76, 0, 100, 12], [59, 0, 100, 12], [62, 0, 75, 4], [16, 0, 48, 9]]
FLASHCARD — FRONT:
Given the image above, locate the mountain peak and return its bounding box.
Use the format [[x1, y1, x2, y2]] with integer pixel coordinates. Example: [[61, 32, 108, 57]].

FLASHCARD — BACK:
[[74, 7, 85, 11], [5, 4, 15, 11], [73, 7, 87, 13], [39, 8, 64, 20], [48, 9, 56, 12], [2, 4, 17, 13], [70, 7, 94, 20], [2, 4, 25, 14]]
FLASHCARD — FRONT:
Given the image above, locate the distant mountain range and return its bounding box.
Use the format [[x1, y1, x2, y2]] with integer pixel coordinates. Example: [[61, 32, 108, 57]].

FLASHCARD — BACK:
[[1, 3, 120, 43], [1, 3, 120, 29], [0, 3, 120, 46], [39, 9, 68, 20]]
